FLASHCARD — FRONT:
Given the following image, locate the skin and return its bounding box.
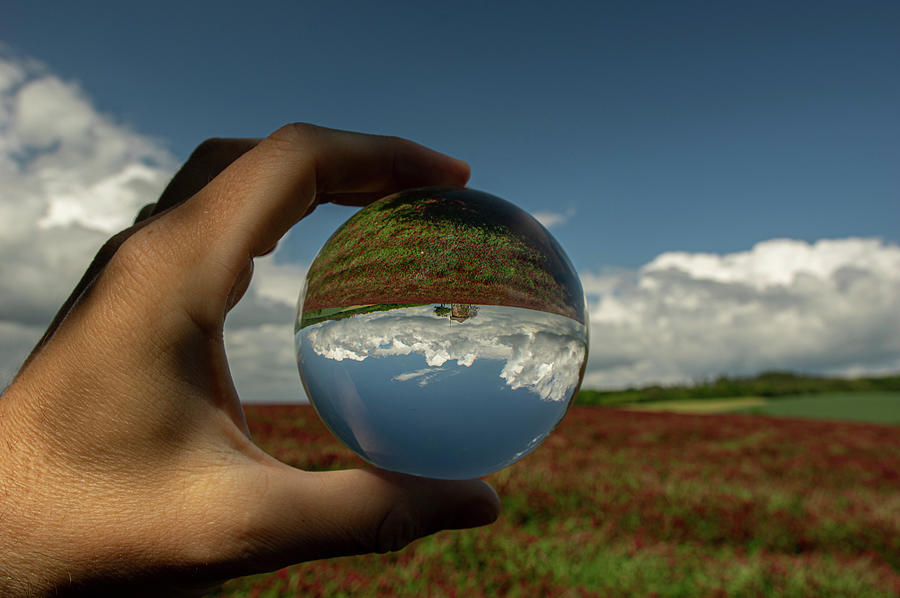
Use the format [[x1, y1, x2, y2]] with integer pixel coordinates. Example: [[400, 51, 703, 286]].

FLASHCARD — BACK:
[[0, 124, 501, 597]]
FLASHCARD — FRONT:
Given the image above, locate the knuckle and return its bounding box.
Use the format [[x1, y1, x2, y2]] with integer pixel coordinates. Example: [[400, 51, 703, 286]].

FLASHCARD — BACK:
[[268, 122, 320, 148], [188, 137, 229, 162], [104, 224, 159, 276], [81, 228, 162, 314], [94, 228, 135, 266], [134, 202, 157, 224], [89, 222, 163, 281]]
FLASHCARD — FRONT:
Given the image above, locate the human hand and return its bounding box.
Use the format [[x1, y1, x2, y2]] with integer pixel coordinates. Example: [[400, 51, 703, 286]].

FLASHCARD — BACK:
[[0, 124, 500, 597]]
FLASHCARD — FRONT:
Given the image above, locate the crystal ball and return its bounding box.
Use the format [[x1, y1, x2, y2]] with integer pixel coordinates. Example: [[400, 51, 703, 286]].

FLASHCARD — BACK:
[[294, 187, 589, 479]]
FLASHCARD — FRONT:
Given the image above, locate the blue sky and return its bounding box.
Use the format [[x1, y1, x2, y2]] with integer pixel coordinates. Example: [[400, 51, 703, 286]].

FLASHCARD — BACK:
[[5, 1, 898, 267], [1, 1, 898, 396]]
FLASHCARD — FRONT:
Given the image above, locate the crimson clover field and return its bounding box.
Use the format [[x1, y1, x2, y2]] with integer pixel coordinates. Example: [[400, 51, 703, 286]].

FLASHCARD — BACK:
[[209, 404, 899, 597]]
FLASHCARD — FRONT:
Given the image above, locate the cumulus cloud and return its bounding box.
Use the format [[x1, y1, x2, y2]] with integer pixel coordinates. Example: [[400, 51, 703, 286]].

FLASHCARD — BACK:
[[0, 50, 177, 383], [532, 207, 574, 229], [299, 305, 589, 402], [0, 49, 305, 401], [583, 238, 900, 389], [392, 367, 446, 384], [222, 253, 309, 400]]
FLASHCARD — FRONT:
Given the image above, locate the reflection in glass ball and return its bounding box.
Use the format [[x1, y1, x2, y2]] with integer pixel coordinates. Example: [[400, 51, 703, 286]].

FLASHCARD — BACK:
[[294, 187, 588, 479]]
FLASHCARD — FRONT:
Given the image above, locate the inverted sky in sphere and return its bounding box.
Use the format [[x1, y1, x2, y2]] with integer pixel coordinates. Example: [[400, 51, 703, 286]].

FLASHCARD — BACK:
[[296, 305, 588, 478]]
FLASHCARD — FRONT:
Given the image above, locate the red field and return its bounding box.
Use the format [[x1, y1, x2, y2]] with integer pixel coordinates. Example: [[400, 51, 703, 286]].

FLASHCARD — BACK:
[[211, 406, 900, 597]]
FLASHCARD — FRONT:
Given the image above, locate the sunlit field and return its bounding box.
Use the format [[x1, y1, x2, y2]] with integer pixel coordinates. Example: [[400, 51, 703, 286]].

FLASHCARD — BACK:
[[621, 392, 900, 424], [210, 405, 900, 597]]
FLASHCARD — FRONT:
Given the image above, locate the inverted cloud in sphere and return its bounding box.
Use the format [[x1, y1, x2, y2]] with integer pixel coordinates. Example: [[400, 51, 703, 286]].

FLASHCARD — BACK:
[[300, 306, 588, 402]]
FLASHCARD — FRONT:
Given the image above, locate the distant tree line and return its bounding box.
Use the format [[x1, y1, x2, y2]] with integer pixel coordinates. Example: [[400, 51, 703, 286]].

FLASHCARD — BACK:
[[575, 371, 900, 406]]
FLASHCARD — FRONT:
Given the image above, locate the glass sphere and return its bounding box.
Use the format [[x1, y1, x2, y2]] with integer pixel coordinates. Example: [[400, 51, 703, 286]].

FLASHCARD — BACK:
[[295, 187, 588, 479]]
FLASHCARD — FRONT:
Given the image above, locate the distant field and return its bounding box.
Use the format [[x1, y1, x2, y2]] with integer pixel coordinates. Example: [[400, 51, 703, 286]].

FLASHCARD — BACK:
[[734, 391, 900, 424], [618, 391, 900, 424], [211, 405, 900, 597], [576, 372, 900, 407], [622, 397, 768, 414]]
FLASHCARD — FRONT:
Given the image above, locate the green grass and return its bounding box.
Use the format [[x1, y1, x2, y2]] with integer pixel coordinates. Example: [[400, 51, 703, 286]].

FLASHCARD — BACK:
[[298, 303, 427, 329], [734, 391, 900, 424], [605, 389, 900, 425], [622, 396, 769, 414], [576, 371, 900, 406]]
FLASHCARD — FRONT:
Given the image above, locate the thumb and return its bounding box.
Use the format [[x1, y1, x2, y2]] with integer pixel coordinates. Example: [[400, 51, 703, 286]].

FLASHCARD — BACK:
[[236, 466, 500, 571]]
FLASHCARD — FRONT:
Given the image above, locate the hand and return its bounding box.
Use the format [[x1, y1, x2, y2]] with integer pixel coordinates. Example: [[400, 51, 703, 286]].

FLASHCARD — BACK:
[[0, 124, 499, 597]]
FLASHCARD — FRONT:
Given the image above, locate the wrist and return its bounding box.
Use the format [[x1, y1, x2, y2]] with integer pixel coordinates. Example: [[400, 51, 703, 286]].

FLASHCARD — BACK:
[[0, 382, 246, 597]]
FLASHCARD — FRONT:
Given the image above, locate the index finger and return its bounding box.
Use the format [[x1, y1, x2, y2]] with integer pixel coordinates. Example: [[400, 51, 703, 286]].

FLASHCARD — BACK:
[[130, 123, 470, 326], [201, 123, 468, 252]]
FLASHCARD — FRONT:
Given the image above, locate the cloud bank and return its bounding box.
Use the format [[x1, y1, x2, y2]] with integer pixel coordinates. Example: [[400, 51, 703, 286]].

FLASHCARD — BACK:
[[583, 238, 900, 389]]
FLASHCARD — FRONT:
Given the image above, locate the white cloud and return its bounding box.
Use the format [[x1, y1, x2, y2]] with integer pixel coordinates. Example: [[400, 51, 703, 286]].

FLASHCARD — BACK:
[[222, 322, 305, 401], [393, 367, 441, 382], [532, 207, 574, 228], [1, 57, 176, 237], [392, 366, 458, 387], [299, 305, 589, 402], [583, 238, 900, 389], [0, 49, 305, 402], [222, 252, 309, 401], [0, 50, 177, 384]]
